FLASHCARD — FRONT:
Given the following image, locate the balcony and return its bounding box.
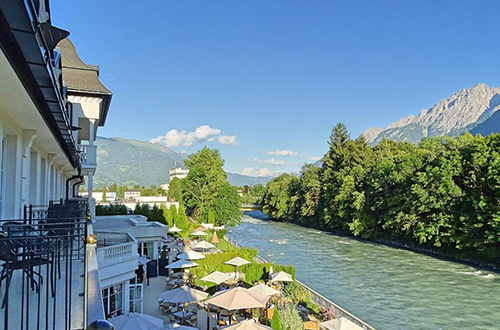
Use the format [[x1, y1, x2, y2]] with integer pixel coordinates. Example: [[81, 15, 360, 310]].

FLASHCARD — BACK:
[[96, 232, 138, 287], [79, 144, 97, 171], [0, 199, 106, 330]]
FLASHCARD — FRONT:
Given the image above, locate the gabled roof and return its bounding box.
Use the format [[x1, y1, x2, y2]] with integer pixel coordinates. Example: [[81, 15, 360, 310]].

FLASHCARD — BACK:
[[58, 38, 111, 95], [57, 38, 112, 126]]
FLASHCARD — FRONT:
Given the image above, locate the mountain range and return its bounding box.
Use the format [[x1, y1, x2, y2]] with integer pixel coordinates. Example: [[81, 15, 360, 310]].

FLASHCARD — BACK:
[[362, 83, 500, 144], [93, 137, 272, 188]]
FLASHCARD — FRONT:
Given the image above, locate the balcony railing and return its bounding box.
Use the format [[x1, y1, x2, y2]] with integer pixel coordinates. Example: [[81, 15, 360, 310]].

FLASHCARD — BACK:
[[0, 198, 109, 330], [78, 144, 97, 168]]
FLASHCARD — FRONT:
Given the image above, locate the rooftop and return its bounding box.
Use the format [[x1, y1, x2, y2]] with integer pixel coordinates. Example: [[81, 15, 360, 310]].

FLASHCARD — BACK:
[[94, 215, 168, 240]]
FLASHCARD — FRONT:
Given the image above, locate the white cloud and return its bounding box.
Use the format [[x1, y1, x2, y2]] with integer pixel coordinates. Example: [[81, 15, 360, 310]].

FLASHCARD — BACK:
[[217, 135, 239, 146], [248, 157, 285, 165], [241, 167, 272, 177], [267, 149, 300, 157], [242, 167, 256, 176], [256, 168, 271, 177], [308, 155, 321, 162], [150, 125, 238, 150]]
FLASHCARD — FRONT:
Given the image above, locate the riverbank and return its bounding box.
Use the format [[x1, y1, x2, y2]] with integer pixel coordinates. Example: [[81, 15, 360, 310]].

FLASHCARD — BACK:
[[224, 235, 375, 330], [230, 213, 500, 330], [245, 211, 500, 272]]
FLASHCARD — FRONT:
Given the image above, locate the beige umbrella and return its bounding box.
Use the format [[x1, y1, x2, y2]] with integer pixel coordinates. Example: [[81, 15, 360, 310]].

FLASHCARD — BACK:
[[269, 271, 293, 283], [169, 224, 182, 233], [222, 319, 272, 330], [248, 284, 280, 297], [152, 324, 199, 330], [109, 313, 163, 330], [321, 317, 364, 330], [166, 259, 199, 269], [177, 250, 206, 261], [159, 286, 208, 304], [200, 271, 233, 285], [224, 257, 251, 279], [206, 287, 269, 311], [211, 231, 220, 244], [190, 229, 208, 237], [192, 240, 216, 252], [206, 287, 270, 330]]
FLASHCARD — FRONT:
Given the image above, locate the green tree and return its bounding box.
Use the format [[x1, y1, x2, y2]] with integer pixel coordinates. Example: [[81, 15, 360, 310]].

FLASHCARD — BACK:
[[169, 177, 183, 202], [209, 182, 242, 227], [176, 204, 189, 229], [102, 185, 108, 202], [208, 210, 215, 224], [280, 305, 303, 330], [270, 307, 282, 330], [182, 147, 240, 223], [108, 183, 118, 193], [250, 184, 266, 203], [262, 174, 299, 221]]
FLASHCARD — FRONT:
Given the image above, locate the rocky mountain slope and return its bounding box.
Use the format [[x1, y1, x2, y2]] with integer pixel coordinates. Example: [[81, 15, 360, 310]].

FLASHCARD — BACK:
[[93, 137, 271, 188], [362, 83, 500, 144]]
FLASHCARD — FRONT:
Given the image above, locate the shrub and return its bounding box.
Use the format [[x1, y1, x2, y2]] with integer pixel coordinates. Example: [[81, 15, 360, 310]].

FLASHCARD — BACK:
[[280, 304, 303, 330], [270, 307, 282, 330], [284, 281, 311, 306], [96, 204, 128, 216]]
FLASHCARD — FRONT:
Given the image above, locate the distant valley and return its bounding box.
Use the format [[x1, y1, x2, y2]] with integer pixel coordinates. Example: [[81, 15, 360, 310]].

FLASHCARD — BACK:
[[93, 137, 272, 188]]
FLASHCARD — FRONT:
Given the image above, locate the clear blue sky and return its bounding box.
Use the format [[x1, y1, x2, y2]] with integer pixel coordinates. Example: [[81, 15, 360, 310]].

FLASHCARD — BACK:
[[53, 0, 500, 175]]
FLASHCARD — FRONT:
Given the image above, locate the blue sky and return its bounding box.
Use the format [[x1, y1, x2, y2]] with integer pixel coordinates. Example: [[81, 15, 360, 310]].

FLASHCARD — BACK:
[[53, 0, 500, 176]]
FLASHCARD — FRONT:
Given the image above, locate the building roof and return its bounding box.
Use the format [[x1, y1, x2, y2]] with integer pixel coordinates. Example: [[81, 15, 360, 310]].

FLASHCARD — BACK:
[[94, 215, 168, 240], [58, 38, 112, 95], [57, 38, 112, 126]]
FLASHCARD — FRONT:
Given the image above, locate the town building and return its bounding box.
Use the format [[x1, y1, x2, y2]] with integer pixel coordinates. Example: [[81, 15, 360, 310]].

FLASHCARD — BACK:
[[0, 2, 156, 329], [124, 189, 142, 200], [169, 167, 189, 181], [80, 191, 117, 202]]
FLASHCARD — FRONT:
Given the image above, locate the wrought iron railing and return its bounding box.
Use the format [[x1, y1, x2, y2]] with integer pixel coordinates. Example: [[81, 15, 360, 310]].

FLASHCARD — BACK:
[[0, 199, 91, 330], [23, 204, 49, 224]]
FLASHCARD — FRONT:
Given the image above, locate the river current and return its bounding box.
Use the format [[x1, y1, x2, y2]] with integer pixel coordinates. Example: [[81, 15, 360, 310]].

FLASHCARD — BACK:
[[227, 212, 500, 330]]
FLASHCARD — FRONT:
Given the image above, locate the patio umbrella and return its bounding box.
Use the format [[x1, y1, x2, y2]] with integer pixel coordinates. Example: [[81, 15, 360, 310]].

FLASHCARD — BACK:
[[192, 240, 216, 252], [177, 250, 206, 261], [200, 271, 232, 285], [222, 319, 273, 330], [109, 312, 163, 330], [269, 271, 293, 283], [321, 317, 364, 330], [159, 286, 209, 304], [152, 325, 199, 330], [224, 257, 251, 278], [206, 287, 269, 311], [169, 225, 182, 233], [166, 259, 199, 269], [190, 229, 208, 238], [211, 231, 219, 244], [248, 284, 280, 297]]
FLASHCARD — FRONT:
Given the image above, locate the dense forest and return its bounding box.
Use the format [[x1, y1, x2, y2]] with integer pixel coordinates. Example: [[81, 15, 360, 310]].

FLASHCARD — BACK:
[[262, 123, 500, 263]]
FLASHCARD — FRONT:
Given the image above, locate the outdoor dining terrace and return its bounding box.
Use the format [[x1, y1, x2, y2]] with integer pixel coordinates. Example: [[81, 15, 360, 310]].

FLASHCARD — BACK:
[[0, 199, 92, 330]]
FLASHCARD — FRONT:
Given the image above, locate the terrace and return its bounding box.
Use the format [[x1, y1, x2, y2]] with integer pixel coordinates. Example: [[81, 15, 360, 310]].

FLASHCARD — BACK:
[[0, 199, 109, 330]]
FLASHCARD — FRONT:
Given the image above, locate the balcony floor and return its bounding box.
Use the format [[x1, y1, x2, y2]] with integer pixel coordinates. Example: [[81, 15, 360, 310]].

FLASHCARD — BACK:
[[0, 258, 85, 330]]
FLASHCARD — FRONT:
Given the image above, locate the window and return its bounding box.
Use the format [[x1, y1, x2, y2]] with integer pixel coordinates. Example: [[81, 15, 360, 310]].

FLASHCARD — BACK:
[[138, 242, 154, 259], [129, 279, 143, 313], [102, 283, 123, 318]]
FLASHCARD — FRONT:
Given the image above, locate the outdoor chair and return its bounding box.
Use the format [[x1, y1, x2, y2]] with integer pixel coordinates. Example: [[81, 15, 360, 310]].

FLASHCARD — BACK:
[[0, 229, 56, 308]]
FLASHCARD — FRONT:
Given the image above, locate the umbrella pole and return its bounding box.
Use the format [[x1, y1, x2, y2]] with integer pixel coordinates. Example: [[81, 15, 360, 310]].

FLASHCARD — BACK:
[[207, 303, 210, 330]]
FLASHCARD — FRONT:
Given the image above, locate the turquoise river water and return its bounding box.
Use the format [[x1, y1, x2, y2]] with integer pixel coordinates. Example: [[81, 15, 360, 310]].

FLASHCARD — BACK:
[[227, 212, 500, 330]]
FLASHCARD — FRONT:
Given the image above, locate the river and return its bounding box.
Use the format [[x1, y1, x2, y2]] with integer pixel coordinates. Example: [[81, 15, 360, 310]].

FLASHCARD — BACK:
[[227, 212, 500, 330]]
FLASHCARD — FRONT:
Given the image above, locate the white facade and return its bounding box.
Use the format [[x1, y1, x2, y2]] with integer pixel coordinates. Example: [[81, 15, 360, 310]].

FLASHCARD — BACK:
[[124, 190, 141, 200], [81, 191, 117, 202], [169, 167, 189, 182]]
